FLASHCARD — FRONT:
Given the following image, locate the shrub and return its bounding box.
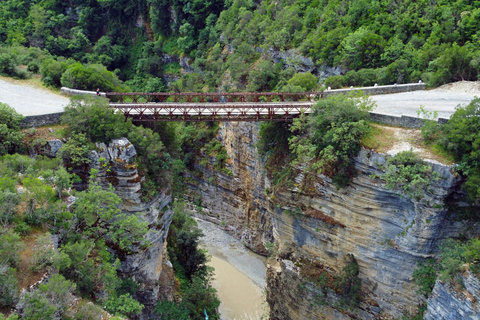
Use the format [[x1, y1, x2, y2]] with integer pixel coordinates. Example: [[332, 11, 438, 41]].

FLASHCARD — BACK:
[[61, 63, 126, 92], [0, 228, 23, 267], [154, 300, 190, 320], [0, 103, 25, 156], [0, 53, 17, 76], [27, 61, 39, 73], [61, 96, 130, 142], [0, 266, 19, 308], [289, 94, 372, 187], [287, 72, 318, 91], [413, 258, 437, 296], [380, 150, 439, 200], [324, 75, 345, 89], [72, 301, 103, 320], [40, 57, 69, 87], [0, 190, 19, 226], [438, 98, 480, 202], [103, 294, 144, 318]]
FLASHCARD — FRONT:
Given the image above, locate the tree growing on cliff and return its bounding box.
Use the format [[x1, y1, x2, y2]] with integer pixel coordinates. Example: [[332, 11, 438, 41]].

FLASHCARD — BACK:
[[72, 180, 149, 251], [289, 94, 373, 187]]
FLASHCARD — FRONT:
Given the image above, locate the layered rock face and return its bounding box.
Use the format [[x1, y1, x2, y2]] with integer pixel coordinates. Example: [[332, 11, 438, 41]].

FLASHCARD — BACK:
[[90, 138, 175, 319], [265, 149, 476, 319], [425, 273, 480, 320], [186, 122, 480, 319], [184, 122, 272, 255]]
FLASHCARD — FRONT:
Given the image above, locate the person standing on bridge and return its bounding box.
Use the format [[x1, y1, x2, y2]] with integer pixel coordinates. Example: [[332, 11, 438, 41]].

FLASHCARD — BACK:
[[96, 88, 101, 97]]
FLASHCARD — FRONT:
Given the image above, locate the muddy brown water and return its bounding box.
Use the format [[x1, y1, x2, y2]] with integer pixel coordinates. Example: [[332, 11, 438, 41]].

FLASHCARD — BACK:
[[196, 219, 269, 320], [207, 253, 268, 320]]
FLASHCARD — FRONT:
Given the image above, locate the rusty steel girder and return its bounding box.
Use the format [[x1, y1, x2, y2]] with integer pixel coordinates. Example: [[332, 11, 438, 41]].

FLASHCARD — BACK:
[[109, 102, 314, 122]]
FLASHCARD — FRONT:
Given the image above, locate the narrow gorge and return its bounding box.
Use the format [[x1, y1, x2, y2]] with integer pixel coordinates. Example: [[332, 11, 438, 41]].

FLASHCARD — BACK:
[[182, 121, 480, 319]]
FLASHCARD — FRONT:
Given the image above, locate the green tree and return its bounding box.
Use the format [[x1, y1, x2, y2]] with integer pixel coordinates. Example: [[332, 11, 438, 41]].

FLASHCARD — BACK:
[[0, 102, 24, 156], [104, 293, 144, 318], [0, 266, 19, 308], [287, 72, 318, 92], [289, 94, 372, 187], [61, 96, 130, 143], [438, 98, 480, 202], [0, 228, 23, 267], [73, 181, 148, 250]]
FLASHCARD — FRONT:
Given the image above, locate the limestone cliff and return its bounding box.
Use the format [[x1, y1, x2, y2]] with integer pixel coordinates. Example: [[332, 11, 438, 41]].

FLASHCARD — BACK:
[[425, 273, 480, 320], [185, 122, 480, 319], [183, 122, 272, 255], [90, 138, 175, 319]]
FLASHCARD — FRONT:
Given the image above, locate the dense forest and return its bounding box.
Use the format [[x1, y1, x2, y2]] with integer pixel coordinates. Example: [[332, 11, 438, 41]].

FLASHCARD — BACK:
[[0, 0, 479, 92], [1, 0, 480, 319]]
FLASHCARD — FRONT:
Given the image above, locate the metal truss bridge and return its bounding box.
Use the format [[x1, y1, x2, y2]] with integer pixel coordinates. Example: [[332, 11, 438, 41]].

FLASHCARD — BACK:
[[106, 91, 322, 122]]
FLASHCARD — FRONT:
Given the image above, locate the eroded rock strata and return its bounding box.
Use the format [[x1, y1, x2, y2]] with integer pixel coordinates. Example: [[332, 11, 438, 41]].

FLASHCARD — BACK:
[[91, 138, 175, 319], [184, 122, 480, 319], [425, 272, 480, 320]]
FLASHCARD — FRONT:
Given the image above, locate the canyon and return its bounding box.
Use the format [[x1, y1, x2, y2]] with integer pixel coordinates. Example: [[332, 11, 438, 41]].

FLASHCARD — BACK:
[[182, 121, 480, 319]]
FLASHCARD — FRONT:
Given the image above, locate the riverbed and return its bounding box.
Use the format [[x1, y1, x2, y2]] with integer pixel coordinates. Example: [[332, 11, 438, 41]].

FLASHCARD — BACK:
[[196, 219, 269, 320]]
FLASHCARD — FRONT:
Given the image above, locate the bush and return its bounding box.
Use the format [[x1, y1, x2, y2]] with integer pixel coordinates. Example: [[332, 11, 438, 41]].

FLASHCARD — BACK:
[[289, 94, 372, 187], [72, 301, 103, 320], [413, 259, 437, 296], [0, 53, 17, 76], [61, 96, 130, 142], [0, 228, 23, 268], [61, 63, 126, 92], [40, 57, 69, 87], [0, 103, 25, 156], [0, 190, 19, 226], [324, 75, 345, 89], [287, 72, 318, 91], [0, 266, 19, 308], [27, 61, 39, 73], [104, 293, 144, 318], [380, 150, 439, 200], [438, 98, 480, 202]]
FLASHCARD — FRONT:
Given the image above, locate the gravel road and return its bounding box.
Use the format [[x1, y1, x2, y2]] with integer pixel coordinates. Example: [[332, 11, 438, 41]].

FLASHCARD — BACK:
[[0, 78, 70, 115], [371, 90, 477, 119]]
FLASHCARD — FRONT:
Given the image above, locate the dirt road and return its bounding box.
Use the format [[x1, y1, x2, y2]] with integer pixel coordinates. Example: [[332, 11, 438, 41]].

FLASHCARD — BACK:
[[0, 78, 70, 115]]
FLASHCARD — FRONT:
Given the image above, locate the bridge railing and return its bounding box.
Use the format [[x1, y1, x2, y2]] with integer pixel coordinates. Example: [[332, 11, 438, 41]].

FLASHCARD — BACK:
[[105, 91, 323, 103]]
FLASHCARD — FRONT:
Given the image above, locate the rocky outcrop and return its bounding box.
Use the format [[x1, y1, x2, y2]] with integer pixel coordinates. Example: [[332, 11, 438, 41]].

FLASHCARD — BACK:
[[425, 273, 480, 320], [263, 148, 479, 319], [90, 138, 175, 319], [185, 122, 480, 319]]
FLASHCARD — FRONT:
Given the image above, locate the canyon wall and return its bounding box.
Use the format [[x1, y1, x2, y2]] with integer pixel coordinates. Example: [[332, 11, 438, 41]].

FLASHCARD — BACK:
[[185, 122, 480, 319], [90, 138, 175, 319]]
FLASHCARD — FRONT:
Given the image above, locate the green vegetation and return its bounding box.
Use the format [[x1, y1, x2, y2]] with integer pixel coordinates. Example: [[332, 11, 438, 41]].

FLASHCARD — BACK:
[[155, 202, 220, 319], [414, 238, 480, 297], [375, 150, 440, 200], [0, 103, 24, 156], [61, 96, 173, 192], [420, 98, 480, 203], [289, 94, 372, 187], [0, 152, 149, 318]]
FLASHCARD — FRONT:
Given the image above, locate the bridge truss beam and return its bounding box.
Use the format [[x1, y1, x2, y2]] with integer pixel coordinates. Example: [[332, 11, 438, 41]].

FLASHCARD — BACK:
[[109, 102, 314, 122]]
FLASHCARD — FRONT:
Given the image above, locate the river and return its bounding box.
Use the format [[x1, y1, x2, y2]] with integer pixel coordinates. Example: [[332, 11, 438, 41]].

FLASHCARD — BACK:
[[196, 219, 269, 320]]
